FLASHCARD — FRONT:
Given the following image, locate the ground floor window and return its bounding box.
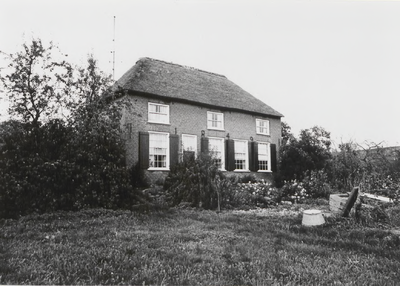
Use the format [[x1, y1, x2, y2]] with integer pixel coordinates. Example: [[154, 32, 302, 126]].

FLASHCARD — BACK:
[[208, 137, 225, 170], [258, 142, 270, 171], [234, 140, 248, 171], [182, 134, 197, 161], [149, 132, 169, 169]]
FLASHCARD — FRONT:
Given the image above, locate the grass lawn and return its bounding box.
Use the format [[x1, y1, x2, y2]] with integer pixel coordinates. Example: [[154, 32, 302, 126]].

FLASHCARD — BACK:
[[1, 204, 400, 285]]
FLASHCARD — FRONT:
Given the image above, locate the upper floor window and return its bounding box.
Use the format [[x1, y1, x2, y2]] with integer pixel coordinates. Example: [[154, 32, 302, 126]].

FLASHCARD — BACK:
[[256, 119, 270, 135], [209, 137, 225, 170], [207, 111, 224, 130], [149, 131, 169, 170], [148, 102, 169, 124], [234, 140, 248, 171], [258, 142, 271, 171]]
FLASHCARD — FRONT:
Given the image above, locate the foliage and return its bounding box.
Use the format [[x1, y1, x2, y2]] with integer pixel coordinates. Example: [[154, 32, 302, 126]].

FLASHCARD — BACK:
[[0, 117, 144, 218], [279, 180, 309, 203], [227, 180, 280, 209], [0, 40, 145, 218], [278, 125, 332, 185], [164, 153, 225, 209], [326, 141, 362, 191], [280, 121, 295, 146], [327, 141, 400, 199], [301, 170, 332, 199], [0, 39, 73, 125]]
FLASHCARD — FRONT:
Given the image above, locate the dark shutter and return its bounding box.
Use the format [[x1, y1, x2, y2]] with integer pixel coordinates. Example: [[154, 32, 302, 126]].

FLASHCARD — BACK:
[[139, 132, 149, 169], [225, 139, 235, 171], [169, 134, 179, 168], [201, 136, 209, 154], [249, 141, 259, 172], [271, 143, 277, 172]]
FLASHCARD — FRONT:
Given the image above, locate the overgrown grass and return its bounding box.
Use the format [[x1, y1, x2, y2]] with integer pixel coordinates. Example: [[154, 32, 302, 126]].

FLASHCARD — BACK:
[[1, 206, 400, 285]]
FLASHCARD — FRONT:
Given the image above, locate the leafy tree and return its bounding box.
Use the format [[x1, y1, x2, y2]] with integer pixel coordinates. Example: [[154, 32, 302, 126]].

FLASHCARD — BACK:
[[297, 126, 332, 171], [0, 39, 72, 125], [327, 141, 400, 196], [278, 125, 332, 184], [0, 41, 145, 218], [281, 121, 295, 146], [65, 56, 135, 209], [327, 141, 362, 191]]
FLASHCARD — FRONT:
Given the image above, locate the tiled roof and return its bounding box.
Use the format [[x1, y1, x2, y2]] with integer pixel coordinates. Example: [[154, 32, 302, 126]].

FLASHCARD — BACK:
[[115, 57, 283, 118]]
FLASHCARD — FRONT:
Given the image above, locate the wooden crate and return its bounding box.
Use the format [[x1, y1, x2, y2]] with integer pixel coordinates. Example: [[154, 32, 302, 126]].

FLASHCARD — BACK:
[[329, 193, 349, 214]]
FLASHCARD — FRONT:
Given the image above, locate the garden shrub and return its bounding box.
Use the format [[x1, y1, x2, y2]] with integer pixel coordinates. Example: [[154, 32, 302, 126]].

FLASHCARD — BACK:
[[237, 174, 258, 184], [164, 158, 281, 210], [278, 180, 309, 203], [301, 170, 332, 199], [277, 170, 332, 203], [225, 180, 279, 209], [164, 154, 223, 209], [0, 119, 146, 219]]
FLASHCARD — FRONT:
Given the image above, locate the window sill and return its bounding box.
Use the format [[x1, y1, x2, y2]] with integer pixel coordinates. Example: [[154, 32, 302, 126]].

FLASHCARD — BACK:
[[148, 121, 170, 125], [256, 132, 270, 136], [258, 170, 272, 173], [234, 169, 250, 173], [207, 127, 225, 131], [148, 167, 170, 171]]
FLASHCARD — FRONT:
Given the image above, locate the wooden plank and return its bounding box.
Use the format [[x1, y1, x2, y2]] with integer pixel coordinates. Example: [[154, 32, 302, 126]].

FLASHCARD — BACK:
[[342, 187, 359, 217], [362, 193, 393, 203]]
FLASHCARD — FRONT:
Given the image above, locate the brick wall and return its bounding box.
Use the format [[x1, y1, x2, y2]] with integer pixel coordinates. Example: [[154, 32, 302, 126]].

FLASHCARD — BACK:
[[121, 93, 281, 181]]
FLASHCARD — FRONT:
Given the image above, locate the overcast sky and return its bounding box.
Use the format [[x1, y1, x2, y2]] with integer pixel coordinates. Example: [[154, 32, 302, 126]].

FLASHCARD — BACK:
[[1, 0, 399, 148]]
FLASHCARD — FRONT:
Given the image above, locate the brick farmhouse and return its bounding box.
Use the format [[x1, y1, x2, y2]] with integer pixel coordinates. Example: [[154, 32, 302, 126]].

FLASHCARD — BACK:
[[114, 57, 283, 183]]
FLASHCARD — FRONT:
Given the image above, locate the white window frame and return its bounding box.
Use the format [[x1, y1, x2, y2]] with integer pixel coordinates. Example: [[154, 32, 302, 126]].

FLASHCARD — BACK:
[[234, 139, 249, 171], [258, 142, 271, 172], [256, 119, 270, 135], [148, 131, 169, 170], [182, 134, 197, 158], [148, 102, 170, 124], [208, 137, 225, 170], [207, 111, 224, 130]]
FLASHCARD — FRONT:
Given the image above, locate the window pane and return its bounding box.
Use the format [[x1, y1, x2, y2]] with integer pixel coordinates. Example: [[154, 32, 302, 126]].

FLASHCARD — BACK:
[[209, 138, 224, 169], [256, 119, 269, 134], [258, 143, 269, 170], [149, 103, 169, 124], [208, 112, 223, 129], [234, 140, 247, 170], [259, 160, 269, 170], [149, 133, 168, 168], [182, 135, 197, 152]]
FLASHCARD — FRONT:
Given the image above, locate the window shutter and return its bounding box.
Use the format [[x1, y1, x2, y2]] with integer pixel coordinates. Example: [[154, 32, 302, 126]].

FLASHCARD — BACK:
[[201, 136, 209, 154], [169, 134, 179, 168], [139, 132, 149, 169], [249, 141, 258, 172], [271, 143, 277, 172], [225, 139, 235, 171]]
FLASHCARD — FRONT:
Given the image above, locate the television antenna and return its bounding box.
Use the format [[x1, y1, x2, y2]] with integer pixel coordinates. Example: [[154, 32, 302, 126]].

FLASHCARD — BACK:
[[112, 16, 116, 81]]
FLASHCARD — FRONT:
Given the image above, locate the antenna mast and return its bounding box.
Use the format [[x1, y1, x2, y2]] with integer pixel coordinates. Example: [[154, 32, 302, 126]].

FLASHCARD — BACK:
[[112, 16, 116, 81]]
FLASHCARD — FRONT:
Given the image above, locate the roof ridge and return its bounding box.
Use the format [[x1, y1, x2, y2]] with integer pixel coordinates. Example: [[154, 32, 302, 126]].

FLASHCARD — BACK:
[[140, 57, 227, 78]]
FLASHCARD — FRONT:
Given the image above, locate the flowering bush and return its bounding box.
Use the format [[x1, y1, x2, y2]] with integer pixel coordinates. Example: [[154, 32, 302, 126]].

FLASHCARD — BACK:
[[223, 180, 280, 209], [279, 180, 309, 203]]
